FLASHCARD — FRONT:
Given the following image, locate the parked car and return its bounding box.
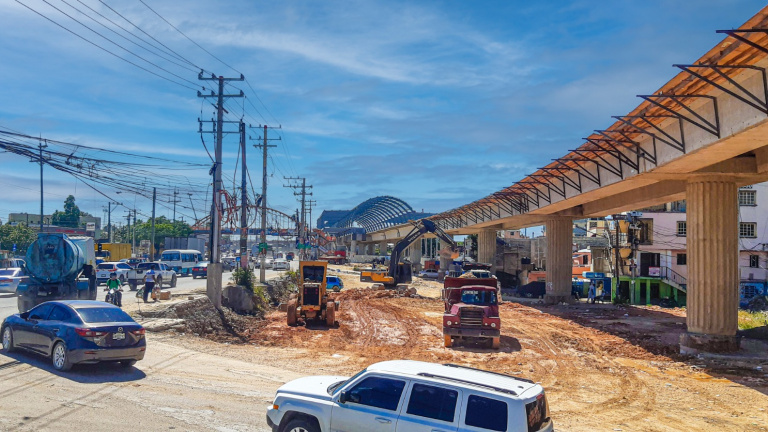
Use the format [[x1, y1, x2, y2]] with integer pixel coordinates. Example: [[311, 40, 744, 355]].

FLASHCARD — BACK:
[[222, 257, 237, 271], [419, 269, 440, 279], [326, 276, 344, 292], [266, 360, 553, 432], [264, 258, 274, 269], [0, 267, 26, 293], [192, 262, 209, 279], [126, 262, 177, 290], [1, 300, 146, 371], [95, 261, 132, 285], [272, 259, 290, 271]]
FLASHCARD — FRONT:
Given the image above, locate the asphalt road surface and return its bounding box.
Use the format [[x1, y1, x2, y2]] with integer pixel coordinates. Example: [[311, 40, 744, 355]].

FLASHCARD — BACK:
[[0, 264, 297, 432]]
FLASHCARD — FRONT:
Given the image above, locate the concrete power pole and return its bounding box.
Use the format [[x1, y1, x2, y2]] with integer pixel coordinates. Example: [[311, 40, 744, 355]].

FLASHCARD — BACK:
[[151, 187, 156, 261], [250, 125, 279, 283], [198, 71, 244, 309], [239, 122, 248, 271], [284, 178, 312, 259], [307, 199, 317, 259]]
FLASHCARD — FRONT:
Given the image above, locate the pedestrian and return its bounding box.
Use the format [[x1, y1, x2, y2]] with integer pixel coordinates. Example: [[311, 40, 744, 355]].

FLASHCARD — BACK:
[[143, 268, 157, 303], [588, 281, 596, 304]]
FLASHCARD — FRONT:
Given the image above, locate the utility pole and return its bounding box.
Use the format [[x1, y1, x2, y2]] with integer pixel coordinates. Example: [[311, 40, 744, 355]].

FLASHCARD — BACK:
[[239, 121, 248, 270], [188, 193, 198, 222], [151, 188, 157, 261], [250, 124, 279, 282], [198, 71, 244, 308], [307, 199, 317, 259], [31, 140, 48, 232], [284, 177, 312, 259], [172, 188, 179, 222], [125, 211, 131, 247]]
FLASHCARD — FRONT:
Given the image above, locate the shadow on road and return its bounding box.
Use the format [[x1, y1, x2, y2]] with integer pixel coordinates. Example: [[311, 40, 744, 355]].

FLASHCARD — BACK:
[[449, 335, 522, 354], [0, 351, 146, 383]]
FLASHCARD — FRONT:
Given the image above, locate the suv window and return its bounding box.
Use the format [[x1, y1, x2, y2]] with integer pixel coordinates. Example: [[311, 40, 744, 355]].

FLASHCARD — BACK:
[[406, 383, 458, 423], [346, 376, 405, 411], [29, 303, 53, 320], [117, 263, 131, 270], [465, 395, 508, 431]]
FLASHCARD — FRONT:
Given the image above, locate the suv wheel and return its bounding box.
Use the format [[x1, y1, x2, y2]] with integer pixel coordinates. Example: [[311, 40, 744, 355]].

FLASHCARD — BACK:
[[283, 418, 319, 432]]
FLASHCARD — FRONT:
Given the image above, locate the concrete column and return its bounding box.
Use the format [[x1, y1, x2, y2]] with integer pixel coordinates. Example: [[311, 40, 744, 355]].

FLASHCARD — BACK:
[[477, 230, 496, 268], [410, 241, 422, 272], [544, 217, 572, 304], [680, 176, 740, 353], [350, 239, 357, 258], [379, 240, 388, 256]]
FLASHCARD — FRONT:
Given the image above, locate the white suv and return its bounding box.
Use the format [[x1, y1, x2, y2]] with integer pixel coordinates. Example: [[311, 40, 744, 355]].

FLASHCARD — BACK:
[[266, 360, 553, 432]]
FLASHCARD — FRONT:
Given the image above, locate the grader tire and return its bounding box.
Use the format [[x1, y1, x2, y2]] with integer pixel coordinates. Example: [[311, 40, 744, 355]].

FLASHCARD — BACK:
[[491, 337, 500, 350], [287, 300, 298, 326], [444, 335, 453, 348], [326, 301, 336, 327]]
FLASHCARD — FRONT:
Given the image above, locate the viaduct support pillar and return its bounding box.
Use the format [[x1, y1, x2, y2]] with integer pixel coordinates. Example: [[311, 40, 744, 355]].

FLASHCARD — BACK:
[[544, 217, 573, 304], [680, 176, 740, 354], [350, 239, 357, 259], [478, 229, 496, 271], [379, 240, 388, 256], [410, 241, 422, 273]]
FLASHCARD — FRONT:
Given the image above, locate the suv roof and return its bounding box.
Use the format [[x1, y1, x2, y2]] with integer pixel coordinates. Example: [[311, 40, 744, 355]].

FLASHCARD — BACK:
[[366, 360, 539, 398]]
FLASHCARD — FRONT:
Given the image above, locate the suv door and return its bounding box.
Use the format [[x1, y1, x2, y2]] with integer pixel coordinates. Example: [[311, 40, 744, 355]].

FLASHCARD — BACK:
[[332, 375, 407, 432], [396, 382, 461, 432]]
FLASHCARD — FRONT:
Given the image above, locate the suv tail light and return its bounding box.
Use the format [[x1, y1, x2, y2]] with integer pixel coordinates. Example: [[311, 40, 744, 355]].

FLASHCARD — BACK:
[[75, 328, 107, 338], [526, 392, 550, 431]]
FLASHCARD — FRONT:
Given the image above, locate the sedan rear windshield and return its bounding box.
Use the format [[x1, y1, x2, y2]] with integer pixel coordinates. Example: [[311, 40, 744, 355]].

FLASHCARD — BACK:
[[76, 307, 135, 323]]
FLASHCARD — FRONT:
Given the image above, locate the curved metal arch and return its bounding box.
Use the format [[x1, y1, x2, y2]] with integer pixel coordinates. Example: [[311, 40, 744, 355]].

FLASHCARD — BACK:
[[334, 195, 416, 233]]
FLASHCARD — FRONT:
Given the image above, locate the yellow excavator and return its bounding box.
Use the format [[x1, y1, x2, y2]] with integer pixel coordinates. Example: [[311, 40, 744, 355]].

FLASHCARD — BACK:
[[359, 219, 456, 289]]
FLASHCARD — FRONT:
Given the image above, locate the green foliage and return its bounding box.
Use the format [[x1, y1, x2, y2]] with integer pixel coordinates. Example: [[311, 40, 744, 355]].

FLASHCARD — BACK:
[[51, 195, 82, 228], [127, 216, 193, 250], [0, 223, 37, 253], [738, 309, 768, 330], [231, 267, 256, 292]]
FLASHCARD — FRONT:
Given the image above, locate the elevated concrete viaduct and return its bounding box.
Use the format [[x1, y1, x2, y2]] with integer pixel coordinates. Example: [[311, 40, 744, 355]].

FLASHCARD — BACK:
[[364, 7, 768, 353]]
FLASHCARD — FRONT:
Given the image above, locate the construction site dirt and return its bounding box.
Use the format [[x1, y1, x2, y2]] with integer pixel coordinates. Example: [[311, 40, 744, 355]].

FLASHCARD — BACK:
[[153, 269, 768, 432]]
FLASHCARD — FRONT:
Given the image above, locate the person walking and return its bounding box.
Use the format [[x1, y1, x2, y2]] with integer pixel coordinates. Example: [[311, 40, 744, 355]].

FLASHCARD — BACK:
[[588, 281, 596, 304], [143, 268, 157, 303]]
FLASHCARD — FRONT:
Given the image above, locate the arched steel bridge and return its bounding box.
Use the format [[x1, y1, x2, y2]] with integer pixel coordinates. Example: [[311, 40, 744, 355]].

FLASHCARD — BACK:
[[320, 195, 432, 233]]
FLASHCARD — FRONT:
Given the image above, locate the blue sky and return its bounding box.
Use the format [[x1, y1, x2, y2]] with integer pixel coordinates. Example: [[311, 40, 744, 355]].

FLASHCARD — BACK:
[[0, 0, 766, 227]]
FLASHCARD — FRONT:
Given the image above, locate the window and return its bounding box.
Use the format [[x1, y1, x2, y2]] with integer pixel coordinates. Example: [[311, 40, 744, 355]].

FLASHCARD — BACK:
[[740, 222, 757, 238], [117, 263, 131, 269], [465, 395, 508, 431], [76, 307, 134, 324], [582, 255, 589, 265], [406, 383, 458, 423], [739, 190, 757, 206], [346, 377, 405, 411], [750, 255, 760, 269], [48, 305, 72, 322], [28, 303, 53, 320], [676, 221, 687, 237], [677, 254, 687, 266]]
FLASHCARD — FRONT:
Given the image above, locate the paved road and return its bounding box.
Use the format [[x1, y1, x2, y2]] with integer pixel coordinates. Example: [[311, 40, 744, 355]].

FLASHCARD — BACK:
[[0, 263, 298, 431]]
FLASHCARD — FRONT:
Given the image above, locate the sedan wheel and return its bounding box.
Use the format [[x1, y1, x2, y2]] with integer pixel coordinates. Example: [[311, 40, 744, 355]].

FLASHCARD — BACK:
[[2, 327, 14, 352], [52, 342, 72, 371]]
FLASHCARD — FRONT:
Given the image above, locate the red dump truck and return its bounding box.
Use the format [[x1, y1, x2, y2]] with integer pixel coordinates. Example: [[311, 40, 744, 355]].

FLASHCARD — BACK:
[[442, 276, 501, 349]]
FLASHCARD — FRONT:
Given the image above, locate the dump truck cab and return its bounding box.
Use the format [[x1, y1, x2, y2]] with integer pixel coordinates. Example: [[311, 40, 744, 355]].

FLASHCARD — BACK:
[[287, 261, 339, 326], [442, 276, 501, 349]]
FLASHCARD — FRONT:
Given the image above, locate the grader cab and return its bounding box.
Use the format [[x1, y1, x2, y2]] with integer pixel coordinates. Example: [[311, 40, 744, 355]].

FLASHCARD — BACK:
[[286, 261, 339, 326]]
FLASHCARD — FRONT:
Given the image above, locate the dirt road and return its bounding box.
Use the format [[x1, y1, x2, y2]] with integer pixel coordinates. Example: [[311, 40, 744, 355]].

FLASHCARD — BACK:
[[238, 271, 768, 432]]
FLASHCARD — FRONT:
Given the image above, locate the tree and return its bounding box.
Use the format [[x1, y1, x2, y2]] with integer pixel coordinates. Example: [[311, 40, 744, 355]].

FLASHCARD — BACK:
[[51, 195, 83, 228], [0, 223, 37, 254], [131, 217, 193, 250]]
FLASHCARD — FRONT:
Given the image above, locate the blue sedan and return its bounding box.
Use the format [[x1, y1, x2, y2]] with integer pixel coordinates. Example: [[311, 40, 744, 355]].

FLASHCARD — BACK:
[[1, 300, 146, 371]]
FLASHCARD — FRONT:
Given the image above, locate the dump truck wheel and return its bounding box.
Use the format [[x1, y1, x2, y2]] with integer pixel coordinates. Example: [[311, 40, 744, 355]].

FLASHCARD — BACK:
[[444, 335, 453, 348], [326, 301, 335, 327], [491, 337, 500, 349], [287, 300, 298, 326]]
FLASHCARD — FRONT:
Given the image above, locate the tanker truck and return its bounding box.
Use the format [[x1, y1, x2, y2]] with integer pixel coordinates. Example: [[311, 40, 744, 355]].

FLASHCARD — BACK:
[[16, 233, 97, 312]]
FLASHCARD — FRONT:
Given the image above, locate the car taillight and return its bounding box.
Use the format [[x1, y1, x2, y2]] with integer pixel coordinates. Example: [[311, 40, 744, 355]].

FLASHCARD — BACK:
[[131, 328, 145, 336], [75, 328, 107, 338]]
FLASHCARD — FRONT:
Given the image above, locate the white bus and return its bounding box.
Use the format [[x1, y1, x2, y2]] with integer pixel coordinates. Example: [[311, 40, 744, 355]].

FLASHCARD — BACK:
[[160, 249, 203, 276]]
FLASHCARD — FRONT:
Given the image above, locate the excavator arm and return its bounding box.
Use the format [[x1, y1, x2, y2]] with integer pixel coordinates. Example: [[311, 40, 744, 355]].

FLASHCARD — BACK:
[[389, 219, 456, 283]]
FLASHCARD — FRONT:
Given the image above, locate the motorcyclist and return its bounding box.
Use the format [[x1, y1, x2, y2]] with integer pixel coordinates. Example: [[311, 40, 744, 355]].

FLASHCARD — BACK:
[[105, 272, 123, 307]]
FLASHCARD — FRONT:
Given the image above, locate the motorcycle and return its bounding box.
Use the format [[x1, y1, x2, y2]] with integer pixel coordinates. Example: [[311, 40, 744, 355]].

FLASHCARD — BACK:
[[104, 286, 123, 306]]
